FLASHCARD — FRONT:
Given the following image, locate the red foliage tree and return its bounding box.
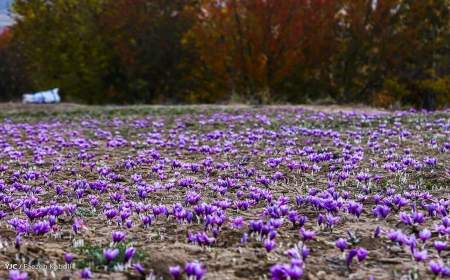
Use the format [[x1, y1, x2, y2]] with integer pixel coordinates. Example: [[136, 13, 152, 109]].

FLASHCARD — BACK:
[[190, 0, 340, 103]]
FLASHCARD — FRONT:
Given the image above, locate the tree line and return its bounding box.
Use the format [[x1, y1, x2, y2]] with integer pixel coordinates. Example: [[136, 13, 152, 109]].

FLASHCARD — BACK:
[[0, 0, 448, 108]]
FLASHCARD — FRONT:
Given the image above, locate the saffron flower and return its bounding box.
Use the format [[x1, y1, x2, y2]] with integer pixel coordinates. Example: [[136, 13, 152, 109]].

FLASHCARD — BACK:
[[413, 250, 428, 262], [133, 263, 145, 275], [419, 229, 431, 242], [80, 268, 92, 279], [8, 270, 28, 280], [169, 265, 181, 279], [347, 247, 368, 267], [112, 231, 126, 243], [264, 239, 276, 252], [103, 248, 119, 263], [64, 252, 74, 264], [356, 247, 368, 262], [428, 260, 450, 277], [184, 261, 207, 280], [335, 238, 348, 252], [299, 228, 316, 241], [32, 221, 50, 235], [434, 241, 447, 255], [124, 247, 136, 263]]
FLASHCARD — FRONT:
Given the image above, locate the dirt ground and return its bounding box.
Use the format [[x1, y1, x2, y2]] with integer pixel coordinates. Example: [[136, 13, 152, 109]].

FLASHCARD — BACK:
[[0, 103, 388, 115], [0, 105, 448, 280]]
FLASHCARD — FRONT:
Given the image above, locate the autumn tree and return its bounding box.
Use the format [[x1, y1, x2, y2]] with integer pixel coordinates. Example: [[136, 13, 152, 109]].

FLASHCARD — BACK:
[[98, 0, 199, 103], [189, 0, 340, 103], [330, 0, 449, 108], [4, 0, 448, 107], [0, 27, 30, 101], [12, 0, 112, 103], [390, 0, 449, 109]]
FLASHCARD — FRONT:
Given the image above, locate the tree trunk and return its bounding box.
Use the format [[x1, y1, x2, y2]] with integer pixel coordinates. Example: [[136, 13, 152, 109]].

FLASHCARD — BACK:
[[422, 91, 437, 111]]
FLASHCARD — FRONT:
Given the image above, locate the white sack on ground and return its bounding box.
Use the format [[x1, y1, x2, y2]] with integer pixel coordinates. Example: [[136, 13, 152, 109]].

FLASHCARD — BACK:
[[22, 88, 61, 104]]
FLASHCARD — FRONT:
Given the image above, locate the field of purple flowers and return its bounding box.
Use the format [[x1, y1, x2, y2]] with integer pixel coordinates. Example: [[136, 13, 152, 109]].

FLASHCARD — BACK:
[[0, 106, 449, 280]]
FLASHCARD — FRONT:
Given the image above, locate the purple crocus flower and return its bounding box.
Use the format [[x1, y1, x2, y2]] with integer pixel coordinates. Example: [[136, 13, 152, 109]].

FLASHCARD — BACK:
[[32, 221, 50, 235], [270, 263, 303, 280], [288, 265, 303, 279], [72, 218, 85, 234], [373, 226, 381, 238], [270, 264, 290, 280], [403, 234, 417, 252], [103, 248, 119, 263], [169, 265, 181, 279], [299, 228, 316, 241], [125, 219, 133, 228], [387, 230, 403, 243], [64, 252, 74, 264], [249, 220, 263, 233], [441, 216, 450, 227], [185, 261, 207, 280], [346, 249, 358, 267], [373, 205, 391, 219], [348, 202, 363, 218], [141, 215, 152, 227], [264, 239, 276, 252], [302, 245, 310, 259], [356, 247, 368, 262], [112, 231, 126, 243], [8, 270, 28, 280], [124, 247, 136, 263], [325, 214, 340, 229], [268, 230, 278, 240], [399, 212, 412, 225], [80, 268, 92, 279], [104, 209, 118, 220], [429, 260, 443, 275], [413, 250, 428, 262], [442, 266, 450, 277], [347, 247, 368, 267], [419, 229, 431, 242], [133, 263, 145, 275], [412, 212, 425, 224], [335, 238, 348, 252], [15, 235, 21, 250], [240, 232, 249, 244], [434, 241, 447, 255], [231, 216, 244, 229]]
